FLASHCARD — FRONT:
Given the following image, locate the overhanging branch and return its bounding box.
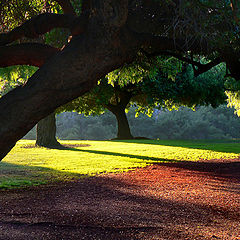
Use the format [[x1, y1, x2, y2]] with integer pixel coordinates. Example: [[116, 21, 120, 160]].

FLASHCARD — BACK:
[[0, 13, 76, 46], [0, 43, 59, 67], [160, 51, 222, 76], [142, 48, 222, 76], [191, 57, 222, 76]]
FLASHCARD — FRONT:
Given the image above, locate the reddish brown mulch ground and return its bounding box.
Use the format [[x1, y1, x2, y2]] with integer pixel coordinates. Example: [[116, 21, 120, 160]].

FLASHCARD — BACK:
[[0, 160, 240, 240]]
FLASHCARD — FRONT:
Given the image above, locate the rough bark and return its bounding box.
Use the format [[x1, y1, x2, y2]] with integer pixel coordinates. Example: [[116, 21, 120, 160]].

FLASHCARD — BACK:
[[36, 112, 61, 148], [0, 13, 76, 46], [112, 107, 133, 140], [0, 43, 59, 67], [105, 90, 133, 139]]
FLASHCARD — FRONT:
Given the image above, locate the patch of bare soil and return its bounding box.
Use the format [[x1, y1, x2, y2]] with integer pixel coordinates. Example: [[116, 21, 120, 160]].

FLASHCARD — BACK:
[[0, 160, 240, 240]]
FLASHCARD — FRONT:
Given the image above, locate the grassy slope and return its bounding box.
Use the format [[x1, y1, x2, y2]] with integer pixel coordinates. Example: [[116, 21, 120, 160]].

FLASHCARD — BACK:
[[0, 139, 239, 189]]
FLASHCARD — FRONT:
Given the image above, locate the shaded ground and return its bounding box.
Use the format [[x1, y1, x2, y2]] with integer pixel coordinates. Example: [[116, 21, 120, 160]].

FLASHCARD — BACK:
[[0, 158, 240, 240]]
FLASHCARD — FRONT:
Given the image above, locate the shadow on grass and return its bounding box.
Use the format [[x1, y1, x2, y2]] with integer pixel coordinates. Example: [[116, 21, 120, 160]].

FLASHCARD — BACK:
[[110, 139, 240, 154], [62, 148, 178, 163], [21, 139, 240, 154], [0, 162, 88, 189], [3, 142, 240, 190], [62, 148, 240, 181]]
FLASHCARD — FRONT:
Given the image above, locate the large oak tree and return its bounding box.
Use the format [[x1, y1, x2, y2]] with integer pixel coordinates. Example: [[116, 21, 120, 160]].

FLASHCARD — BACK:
[[0, 0, 239, 160], [61, 62, 226, 140]]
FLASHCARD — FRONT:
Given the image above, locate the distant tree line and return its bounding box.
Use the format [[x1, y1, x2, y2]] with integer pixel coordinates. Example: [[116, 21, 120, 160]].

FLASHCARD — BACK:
[[24, 105, 240, 141]]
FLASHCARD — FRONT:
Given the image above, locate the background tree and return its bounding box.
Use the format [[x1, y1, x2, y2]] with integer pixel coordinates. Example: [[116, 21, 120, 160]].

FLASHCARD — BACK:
[[35, 112, 62, 147], [24, 104, 240, 141], [35, 27, 70, 148], [60, 60, 226, 139]]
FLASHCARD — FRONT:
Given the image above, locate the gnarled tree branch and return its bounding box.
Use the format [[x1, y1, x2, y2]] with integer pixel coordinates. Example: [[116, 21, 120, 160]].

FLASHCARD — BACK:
[[0, 13, 76, 46], [0, 43, 59, 67], [191, 57, 222, 77], [160, 51, 221, 76], [141, 48, 222, 76]]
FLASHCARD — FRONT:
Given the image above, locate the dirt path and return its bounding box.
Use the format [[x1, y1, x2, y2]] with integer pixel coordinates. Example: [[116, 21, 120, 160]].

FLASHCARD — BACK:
[[0, 160, 240, 240]]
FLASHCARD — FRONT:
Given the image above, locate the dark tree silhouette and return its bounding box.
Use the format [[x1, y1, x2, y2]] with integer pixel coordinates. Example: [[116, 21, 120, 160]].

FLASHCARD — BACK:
[[0, 0, 239, 159]]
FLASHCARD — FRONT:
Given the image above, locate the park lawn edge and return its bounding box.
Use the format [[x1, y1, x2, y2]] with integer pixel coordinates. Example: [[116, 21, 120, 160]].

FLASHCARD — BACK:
[[0, 139, 239, 190]]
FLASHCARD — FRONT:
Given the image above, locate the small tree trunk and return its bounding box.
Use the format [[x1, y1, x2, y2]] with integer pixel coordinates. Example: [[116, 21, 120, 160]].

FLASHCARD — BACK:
[[36, 112, 62, 148], [112, 107, 133, 139]]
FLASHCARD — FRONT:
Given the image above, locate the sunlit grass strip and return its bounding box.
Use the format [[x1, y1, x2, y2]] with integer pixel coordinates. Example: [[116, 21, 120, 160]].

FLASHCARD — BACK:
[[0, 139, 239, 189]]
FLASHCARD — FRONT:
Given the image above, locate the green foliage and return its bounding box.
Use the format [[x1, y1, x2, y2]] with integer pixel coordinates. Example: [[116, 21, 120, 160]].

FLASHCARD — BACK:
[[56, 112, 116, 140], [0, 1, 61, 31], [126, 105, 240, 140], [60, 58, 226, 122], [0, 66, 37, 96], [0, 0, 72, 95], [148, 105, 240, 140], [0, 0, 67, 95], [106, 55, 183, 87], [45, 28, 70, 48], [178, 1, 239, 49], [226, 91, 240, 116], [134, 0, 239, 54], [131, 62, 226, 117]]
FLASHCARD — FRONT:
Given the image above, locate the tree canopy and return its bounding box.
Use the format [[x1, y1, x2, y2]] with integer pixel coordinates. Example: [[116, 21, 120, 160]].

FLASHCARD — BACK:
[[59, 59, 226, 139], [0, 0, 240, 159]]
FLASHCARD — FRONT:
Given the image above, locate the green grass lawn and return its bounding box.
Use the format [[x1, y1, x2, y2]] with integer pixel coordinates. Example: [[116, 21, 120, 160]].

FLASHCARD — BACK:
[[0, 139, 239, 189]]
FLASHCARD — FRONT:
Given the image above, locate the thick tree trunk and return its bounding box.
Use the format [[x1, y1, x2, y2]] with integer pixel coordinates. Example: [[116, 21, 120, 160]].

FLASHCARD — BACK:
[[106, 90, 133, 139], [36, 112, 62, 148], [112, 107, 133, 139], [0, 28, 139, 159]]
